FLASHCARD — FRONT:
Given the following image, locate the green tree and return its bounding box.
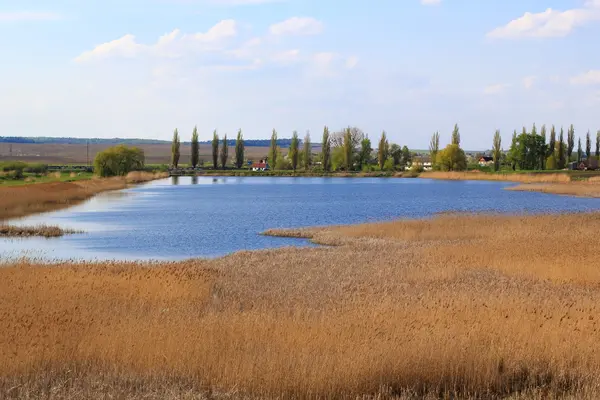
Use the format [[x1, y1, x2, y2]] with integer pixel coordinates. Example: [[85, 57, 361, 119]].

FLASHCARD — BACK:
[[331, 146, 345, 171], [596, 131, 600, 158], [557, 127, 566, 169], [378, 131, 389, 170], [211, 130, 219, 169], [269, 129, 278, 168], [94, 145, 145, 177], [539, 124, 547, 169], [429, 131, 440, 167], [390, 144, 402, 168], [171, 129, 181, 168], [401, 146, 412, 169], [220, 134, 229, 169], [191, 126, 199, 168], [289, 131, 300, 171], [577, 137, 583, 163], [586, 131, 591, 161], [507, 131, 519, 171], [358, 136, 372, 169], [322, 126, 331, 172], [303, 132, 312, 171], [343, 128, 354, 171], [436, 144, 466, 171], [567, 124, 575, 162], [235, 129, 245, 169], [492, 130, 502, 172], [549, 125, 556, 158], [451, 124, 460, 146]]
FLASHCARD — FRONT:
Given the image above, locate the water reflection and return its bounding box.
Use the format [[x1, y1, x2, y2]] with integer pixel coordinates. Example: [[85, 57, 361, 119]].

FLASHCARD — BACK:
[[191, 176, 198, 185], [171, 176, 179, 185]]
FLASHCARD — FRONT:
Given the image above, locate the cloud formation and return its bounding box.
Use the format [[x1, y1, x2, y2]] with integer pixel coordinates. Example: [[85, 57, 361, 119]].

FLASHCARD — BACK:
[[269, 17, 323, 36], [421, 0, 441, 5], [488, 0, 600, 38]]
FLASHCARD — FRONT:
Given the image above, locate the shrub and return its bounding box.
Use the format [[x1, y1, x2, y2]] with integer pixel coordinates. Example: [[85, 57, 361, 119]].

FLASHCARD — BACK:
[[94, 145, 145, 177], [546, 155, 558, 170], [383, 158, 394, 171], [23, 163, 48, 174], [0, 161, 27, 172]]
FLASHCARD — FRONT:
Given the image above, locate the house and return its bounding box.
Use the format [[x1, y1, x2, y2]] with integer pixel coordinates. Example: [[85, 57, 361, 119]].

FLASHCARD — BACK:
[[478, 156, 494, 167], [251, 159, 270, 172]]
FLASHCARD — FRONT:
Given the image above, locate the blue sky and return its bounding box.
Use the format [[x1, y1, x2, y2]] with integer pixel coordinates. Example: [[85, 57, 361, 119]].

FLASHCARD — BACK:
[[1, 0, 600, 149]]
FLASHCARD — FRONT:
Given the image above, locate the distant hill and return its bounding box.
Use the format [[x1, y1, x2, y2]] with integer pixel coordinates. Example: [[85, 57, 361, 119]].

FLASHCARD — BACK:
[[0, 137, 296, 147]]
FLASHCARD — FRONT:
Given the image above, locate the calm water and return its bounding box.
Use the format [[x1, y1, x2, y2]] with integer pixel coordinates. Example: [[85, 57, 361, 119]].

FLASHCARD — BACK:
[[2, 176, 600, 261]]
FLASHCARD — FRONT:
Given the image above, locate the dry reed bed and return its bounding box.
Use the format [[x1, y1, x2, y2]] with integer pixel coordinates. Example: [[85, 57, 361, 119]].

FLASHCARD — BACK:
[[3, 213, 600, 398], [421, 171, 573, 183], [0, 224, 78, 238], [0, 172, 168, 221]]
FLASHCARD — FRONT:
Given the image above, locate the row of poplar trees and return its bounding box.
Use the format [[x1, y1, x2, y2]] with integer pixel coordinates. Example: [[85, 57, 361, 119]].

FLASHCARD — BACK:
[[170, 127, 245, 169], [488, 125, 600, 172]]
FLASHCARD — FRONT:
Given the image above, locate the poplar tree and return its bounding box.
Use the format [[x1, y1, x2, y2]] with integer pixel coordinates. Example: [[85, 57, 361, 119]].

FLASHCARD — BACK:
[[211, 130, 219, 169], [429, 131, 440, 167], [235, 129, 245, 169], [359, 136, 372, 169], [596, 131, 600, 158], [567, 124, 575, 162], [171, 128, 180, 168], [303, 132, 312, 171], [378, 131, 389, 170], [492, 130, 502, 172], [558, 127, 566, 169], [343, 127, 354, 171], [220, 134, 228, 169], [451, 124, 460, 146], [539, 124, 547, 169], [289, 131, 299, 171], [268, 129, 278, 168], [507, 131, 518, 171], [577, 138, 583, 163], [322, 126, 331, 172], [586, 131, 591, 161], [549, 125, 556, 158], [191, 126, 199, 168]]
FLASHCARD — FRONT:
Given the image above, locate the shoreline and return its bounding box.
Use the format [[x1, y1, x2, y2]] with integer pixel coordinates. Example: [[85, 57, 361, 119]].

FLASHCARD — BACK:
[[0, 171, 168, 221], [4, 212, 600, 398]]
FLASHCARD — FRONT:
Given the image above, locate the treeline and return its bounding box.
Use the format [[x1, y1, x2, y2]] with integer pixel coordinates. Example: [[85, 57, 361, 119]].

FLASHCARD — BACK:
[[501, 125, 600, 171]]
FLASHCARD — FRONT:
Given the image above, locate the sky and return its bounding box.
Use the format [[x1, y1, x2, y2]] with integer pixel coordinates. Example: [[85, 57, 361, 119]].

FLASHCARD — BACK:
[[1, 0, 600, 149]]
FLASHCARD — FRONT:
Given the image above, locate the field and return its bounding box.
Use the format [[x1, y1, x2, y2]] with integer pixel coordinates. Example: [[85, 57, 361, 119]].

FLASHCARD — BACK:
[[0, 143, 273, 165], [3, 212, 600, 398]]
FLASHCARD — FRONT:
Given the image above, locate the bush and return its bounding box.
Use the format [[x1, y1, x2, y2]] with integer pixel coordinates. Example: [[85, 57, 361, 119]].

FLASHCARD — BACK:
[[383, 158, 394, 171], [23, 163, 48, 173], [94, 145, 145, 177], [0, 161, 27, 172], [546, 155, 557, 170]]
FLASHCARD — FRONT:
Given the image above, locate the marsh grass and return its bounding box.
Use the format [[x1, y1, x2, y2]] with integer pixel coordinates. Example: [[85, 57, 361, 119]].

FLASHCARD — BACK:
[[0, 224, 79, 238], [421, 171, 573, 183], [3, 213, 600, 398]]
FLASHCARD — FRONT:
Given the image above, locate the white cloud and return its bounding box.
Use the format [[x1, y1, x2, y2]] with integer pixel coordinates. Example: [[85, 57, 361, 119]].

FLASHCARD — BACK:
[[269, 17, 323, 36], [421, 0, 441, 5], [570, 70, 600, 85], [484, 83, 510, 95], [271, 49, 300, 65], [208, 0, 282, 3], [0, 11, 62, 21], [75, 20, 237, 62], [488, 1, 600, 39], [345, 56, 359, 69]]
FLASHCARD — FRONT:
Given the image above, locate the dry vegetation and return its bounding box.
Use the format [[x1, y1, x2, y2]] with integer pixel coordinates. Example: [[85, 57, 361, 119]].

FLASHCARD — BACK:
[[420, 171, 573, 183], [0, 224, 77, 238], [3, 212, 600, 398], [0, 172, 167, 221], [422, 171, 600, 198]]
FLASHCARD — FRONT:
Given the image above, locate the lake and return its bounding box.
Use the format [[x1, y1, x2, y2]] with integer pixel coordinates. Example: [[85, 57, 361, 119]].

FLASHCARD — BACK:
[[2, 176, 600, 261]]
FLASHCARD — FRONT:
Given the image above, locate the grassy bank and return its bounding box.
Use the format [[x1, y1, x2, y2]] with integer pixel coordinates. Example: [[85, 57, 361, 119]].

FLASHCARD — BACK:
[[0, 224, 78, 238], [0, 171, 94, 187], [3, 212, 600, 398], [0, 172, 168, 221]]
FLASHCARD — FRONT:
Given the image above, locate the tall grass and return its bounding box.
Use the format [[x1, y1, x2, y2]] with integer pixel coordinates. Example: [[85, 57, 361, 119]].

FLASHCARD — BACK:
[[0, 224, 77, 237], [3, 213, 600, 398], [421, 171, 573, 183]]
